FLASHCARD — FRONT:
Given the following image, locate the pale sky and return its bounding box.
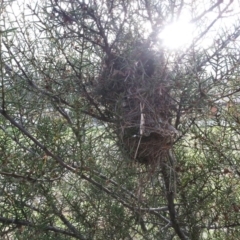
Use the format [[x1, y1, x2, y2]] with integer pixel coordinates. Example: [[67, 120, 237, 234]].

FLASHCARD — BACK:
[[3, 0, 240, 50]]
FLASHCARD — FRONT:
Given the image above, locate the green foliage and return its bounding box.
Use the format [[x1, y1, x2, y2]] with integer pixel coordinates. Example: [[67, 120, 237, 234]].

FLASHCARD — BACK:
[[0, 0, 240, 239]]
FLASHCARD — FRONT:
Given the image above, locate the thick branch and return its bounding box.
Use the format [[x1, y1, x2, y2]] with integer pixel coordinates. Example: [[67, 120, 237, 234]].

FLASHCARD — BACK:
[[161, 151, 189, 240], [0, 216, 83, 239]]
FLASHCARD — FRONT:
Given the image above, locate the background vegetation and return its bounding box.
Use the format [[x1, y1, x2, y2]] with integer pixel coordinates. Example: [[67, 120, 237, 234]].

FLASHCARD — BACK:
[[0, 0, 240, 239]]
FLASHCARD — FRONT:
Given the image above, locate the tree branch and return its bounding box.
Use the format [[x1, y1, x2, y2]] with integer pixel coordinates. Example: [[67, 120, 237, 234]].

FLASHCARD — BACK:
[[0, 216, 83, 239], [161, 151, 189, 240]]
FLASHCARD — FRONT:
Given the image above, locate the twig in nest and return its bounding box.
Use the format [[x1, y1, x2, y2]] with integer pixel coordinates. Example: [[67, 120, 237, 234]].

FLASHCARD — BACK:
[[134, 135, 142, 160]]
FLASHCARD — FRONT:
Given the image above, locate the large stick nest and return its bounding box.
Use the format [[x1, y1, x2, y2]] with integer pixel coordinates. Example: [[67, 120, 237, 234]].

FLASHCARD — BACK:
[[94, 43, 177, 164]]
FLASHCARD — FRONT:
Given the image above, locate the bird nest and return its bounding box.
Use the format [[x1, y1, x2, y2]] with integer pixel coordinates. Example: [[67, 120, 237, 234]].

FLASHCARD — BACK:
[[94, 44, 177, 164]]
